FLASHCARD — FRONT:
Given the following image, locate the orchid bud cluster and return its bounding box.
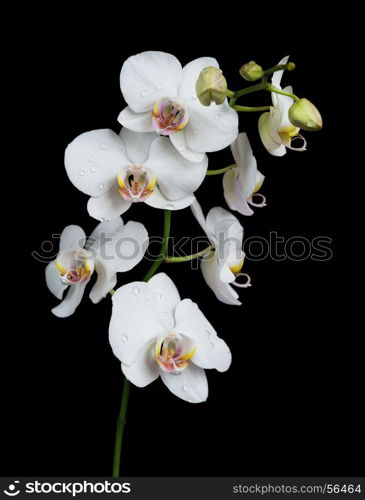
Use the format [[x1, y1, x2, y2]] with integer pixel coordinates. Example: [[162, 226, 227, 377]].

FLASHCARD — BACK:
[[43, 51, 322, 475]]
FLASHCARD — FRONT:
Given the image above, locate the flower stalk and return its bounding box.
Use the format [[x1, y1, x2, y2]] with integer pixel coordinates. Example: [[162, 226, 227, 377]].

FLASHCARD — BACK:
[[206, 164, 237, 176], [165, 245, 214, 263]]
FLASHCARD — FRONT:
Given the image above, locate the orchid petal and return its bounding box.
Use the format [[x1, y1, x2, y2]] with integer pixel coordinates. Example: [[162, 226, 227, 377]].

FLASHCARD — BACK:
[[45, 261, 68, 300], [120, 51, 182, 113], [145, 136, 207, 200], [160, 362, 208, 403], [185, 100, 238, 153], [119, 128, 156, 164], [65, 129, 128, 197], [51, 282, 88, 318], [118, 107, 155, 133], [175, 298, 232, 372], [121, 341, 159, 388], [87, 189, 132, 222]]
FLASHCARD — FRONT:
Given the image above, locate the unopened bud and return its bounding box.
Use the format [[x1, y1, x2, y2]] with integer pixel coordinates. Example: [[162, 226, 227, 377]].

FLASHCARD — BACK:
[[239, 61, 264, 81], [286, 62, 296, 71], [195, 66, 227, 106], [288, 98, 323, 132]]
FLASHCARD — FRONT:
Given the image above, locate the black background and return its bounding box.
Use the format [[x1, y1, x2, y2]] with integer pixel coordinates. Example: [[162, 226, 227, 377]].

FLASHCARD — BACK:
[[2, 9, 360, 478]]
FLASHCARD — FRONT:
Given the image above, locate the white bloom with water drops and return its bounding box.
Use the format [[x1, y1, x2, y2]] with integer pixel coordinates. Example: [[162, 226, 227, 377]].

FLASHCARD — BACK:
[[258, 56, 307, 156], [191, 201, 249, 306], [223, 133, 266, 216], [109, 273, 232, 403], [45, 218, 148, 317], [65, 128, 208, 221], [118, 51, 238, 163]]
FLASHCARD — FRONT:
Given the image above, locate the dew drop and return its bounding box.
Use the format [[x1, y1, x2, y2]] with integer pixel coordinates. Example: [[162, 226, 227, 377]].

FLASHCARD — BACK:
[[100, 143, 108, 149], [205, 330, 212, 338], [188, 398, 193, 403], [121, 334, 128, 343], [99, 183, 104, 190], [191, 93, 197, 100], [209, 342, 215, 348], [132, 286, 140, 295], [90, 166, 99, 173], [214, 114, 221, 120], [88, 156, 94, 162], [154, 292, 162, 300], [193, 129, 198, 134], [100, 218, 106, 223], [156, 84, 163, 90], [79, 170, 86, 176], [177, 145, 186, 152], [183, 385, 188, 392], [141, 90, 148, 97]]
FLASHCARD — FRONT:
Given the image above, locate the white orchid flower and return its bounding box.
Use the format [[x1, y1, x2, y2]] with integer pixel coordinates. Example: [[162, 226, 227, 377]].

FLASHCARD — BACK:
[[118, 51, 239, 163], [258, 56, 307, 156], [223, 133, 266, 216], [191, 201, 249, 306], [109, 273, 231, 403], [65, 127, 208, 221], [45, 218, 148, 318]]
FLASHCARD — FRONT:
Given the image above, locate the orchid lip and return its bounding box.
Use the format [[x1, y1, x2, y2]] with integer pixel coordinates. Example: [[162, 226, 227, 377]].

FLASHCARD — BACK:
[[152, 97, 189, 135], [117, 165, 156, 202], [56, 249, 94, 285], [247, 193, 267, 207], [155, 333, 196, 374], [232, 273, 251, 288]]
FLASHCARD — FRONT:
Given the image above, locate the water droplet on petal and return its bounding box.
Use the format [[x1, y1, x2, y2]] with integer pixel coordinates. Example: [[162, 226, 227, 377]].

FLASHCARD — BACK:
[[145, 299, 152, 306], [191, 93, 197, 100], [88, 156, 94, 161], [100, 218, 106, 223], [205, 330, 212, 338], [154, 292, 162, 300], [156, 84, 163, 90], [121, 334, 128, 343], [209, 342, 215, 348], [214, 114, 221, 120], [177, 145, 186, 151], [90, 166, 98, 173], [132, 286, 140, 295], [79, 170, 86, 176], [99, 183, 104, 190], [183, 385, 188, 392], [100, 143, 108, 149], [188, 398, 193, 403], [141, 90, 148, 97], [193, 129, 198, 134]]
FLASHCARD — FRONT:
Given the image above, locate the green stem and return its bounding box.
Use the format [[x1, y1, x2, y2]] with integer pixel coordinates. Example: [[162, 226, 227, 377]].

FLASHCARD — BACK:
[[234, 82, 266, 98], [112, 209, 172, 477], [265, 83, 299, 101], [165, 245, 214, 263], [262, 63, 289, 78], [206, 164, 236, 176], [226, 89, 235, 98], [112, 377, 130, 477], [143, 210, 171, 281], [233, 104, 271, 112]]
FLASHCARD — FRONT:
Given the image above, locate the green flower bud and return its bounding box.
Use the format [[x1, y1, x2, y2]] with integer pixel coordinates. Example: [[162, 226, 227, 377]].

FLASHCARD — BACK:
[[288, 98, 323, 132], [195, 66, 227, 106], [239, 61, 264, 81]]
